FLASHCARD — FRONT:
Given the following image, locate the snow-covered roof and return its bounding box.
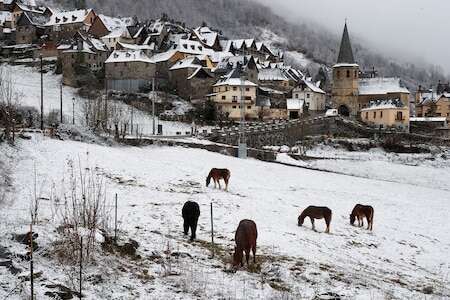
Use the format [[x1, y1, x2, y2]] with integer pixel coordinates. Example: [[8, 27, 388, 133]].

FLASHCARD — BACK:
[[46, 9, 92, 26], [410, 117, 447, 122], [15, 2, 45, 14], [118, 42, 155, 51], [150, 50, 179, 63], [169, 57, 201, 71], [213, 78, 257, 87], [171, 38, 214, 56], [0, 11, 12, 25], [214, 55, 254, 72], [105, 50, 154, 64], [61, 34, 108, 54], [187, 67, 213, 80], [98, 14, 132, 32], [287, 99, 305, 110], [192, 26, 219, 48], [333, 63, 359, 68], [360, 99, 406, 111], [259, 86, 285, 95], [298, 79, 325, 94], [258, 68, 289, 81], [359, 78, 410, 96]]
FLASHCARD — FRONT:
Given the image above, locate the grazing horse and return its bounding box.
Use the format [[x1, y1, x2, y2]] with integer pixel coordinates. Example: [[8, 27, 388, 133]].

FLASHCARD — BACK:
[[233, 219, 257, 267], [182, 201, 200, 241], [206, 168, 230, 191], [298, 206, 332, 233], [350, 204, 374, 231]]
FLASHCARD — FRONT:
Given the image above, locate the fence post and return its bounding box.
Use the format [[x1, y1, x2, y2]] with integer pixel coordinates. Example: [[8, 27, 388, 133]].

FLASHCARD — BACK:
[[30, 223, 34, 300], [210, 202, 214, 258], [79, 237, 83, 300], [114, 193, 118, 242]]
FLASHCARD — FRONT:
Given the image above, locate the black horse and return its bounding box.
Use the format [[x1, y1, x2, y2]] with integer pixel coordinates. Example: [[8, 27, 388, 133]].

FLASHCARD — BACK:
[[182, 201, 200, 241]]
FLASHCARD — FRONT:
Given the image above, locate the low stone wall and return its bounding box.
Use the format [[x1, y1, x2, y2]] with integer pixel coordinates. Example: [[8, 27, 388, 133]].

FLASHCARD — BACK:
[[121, 138, 277, 161]]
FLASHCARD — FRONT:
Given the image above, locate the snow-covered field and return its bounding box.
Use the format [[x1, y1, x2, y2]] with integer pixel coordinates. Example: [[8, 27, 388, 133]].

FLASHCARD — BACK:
[[1, 136, 449, 299], [4, 64, 197, 136]]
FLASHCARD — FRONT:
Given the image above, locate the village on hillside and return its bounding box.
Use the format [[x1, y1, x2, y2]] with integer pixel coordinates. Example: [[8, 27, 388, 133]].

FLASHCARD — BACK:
[[0, 0, 449, 139]]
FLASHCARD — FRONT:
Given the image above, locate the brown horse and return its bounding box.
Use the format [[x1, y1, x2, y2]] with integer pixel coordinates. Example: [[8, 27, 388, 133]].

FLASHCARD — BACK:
[[206, 168, 230, 191], [233, 219, 257, 267], [298, 206, 332, 233], [350, 204, 374, 230]]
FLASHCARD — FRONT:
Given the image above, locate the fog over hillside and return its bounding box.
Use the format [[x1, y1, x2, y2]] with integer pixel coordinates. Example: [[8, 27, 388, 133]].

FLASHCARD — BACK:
[[47, 0, 449, 90]]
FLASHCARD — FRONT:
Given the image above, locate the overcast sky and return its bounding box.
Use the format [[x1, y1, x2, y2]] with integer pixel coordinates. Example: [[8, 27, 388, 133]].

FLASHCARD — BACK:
[[256, 0, 450, 74]]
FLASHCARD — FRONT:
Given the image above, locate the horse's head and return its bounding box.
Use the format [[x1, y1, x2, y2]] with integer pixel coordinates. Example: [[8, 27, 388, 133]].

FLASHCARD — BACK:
[[297, 215, 304, 226], [232, 246, 242, 267], [350, 214, 355, 225], [206, 176, 211, 187]]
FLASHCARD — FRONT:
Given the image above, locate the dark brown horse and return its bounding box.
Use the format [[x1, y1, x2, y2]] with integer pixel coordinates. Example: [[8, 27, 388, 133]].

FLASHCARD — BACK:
[[350, 204, 374, 230], [206, 168, 230, 191], [233, 219, 257, 267], [298, 206, 332, 233]]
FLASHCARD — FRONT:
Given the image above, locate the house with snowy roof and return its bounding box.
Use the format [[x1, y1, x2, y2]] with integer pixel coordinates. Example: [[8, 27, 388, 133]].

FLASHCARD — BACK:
[[292, 78, 326, 113], [15, 10, 48, 44], [10, 0, 47, 28], [59, 32, 108, 86], [360, 98, 409, 130], [88, 14, 133, 39], [45, 9, 96, 41], [213, 55, 259, 84], [258, 67, 296, 92], [169, 56, 215, 102], [332, 23, 410, 117], [415, 87, 450, 121], [208, 68, 259, 121], [189, 25, 222, 51], [105, 49, 156, 93]]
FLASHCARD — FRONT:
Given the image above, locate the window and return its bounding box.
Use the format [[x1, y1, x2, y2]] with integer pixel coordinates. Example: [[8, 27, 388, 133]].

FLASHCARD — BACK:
[[247, 106, 251, 109], [380, 111, 383, 118], [232, 106, 237, 109], [233, 87, 237, 91], [221, 96, 226, 100], [226, 87, 229, 91], [346, 70, 350, 78], [306, 93, 310, 99], [337, 70, 340, 79], [354, 70, 358, 78], [295, 94, 298, 98], [373, 111, 376, 118], [245, 96, 251, 100], [396, 111, 403, 121], [232, 96, 238, 102], [246, 88, 249, 91]]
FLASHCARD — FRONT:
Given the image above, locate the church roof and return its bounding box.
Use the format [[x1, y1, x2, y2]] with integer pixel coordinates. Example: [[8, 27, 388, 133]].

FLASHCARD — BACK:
[[337, 23, 355, 64]]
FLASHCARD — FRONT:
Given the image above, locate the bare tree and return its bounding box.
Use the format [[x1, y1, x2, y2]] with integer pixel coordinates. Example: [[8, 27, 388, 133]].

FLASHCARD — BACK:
[[0, 67, 21, 144]]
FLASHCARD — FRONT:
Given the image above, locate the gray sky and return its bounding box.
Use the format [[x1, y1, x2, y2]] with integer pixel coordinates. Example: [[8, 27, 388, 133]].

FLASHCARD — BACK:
[[256, 0, 450, 74]]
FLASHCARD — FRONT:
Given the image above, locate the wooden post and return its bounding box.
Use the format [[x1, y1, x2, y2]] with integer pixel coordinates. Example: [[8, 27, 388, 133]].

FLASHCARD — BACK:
[[210, 202, 214, 258], [79, 237, 82, 300], [29, 223, 34, 300], [60, 83, 63, 123], [114, 193, 118, 242]]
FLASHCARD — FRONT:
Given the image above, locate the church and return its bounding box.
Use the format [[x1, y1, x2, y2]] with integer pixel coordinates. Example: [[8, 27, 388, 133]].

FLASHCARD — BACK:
[[332, 23, 410, 117]]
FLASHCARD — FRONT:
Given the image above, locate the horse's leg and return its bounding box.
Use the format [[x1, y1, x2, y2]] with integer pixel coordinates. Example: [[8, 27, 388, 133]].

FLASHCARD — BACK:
[[190, 220, 198, 241], [183, 220, 189, 236], [245, 249, 250, 266], [325, 217, 330, 233], [213, 178, 217, 188], [310, 217, 315, 231], [218, 179, 222, 190], [224, 177, 229, 191], [252, 244, 256, 264]]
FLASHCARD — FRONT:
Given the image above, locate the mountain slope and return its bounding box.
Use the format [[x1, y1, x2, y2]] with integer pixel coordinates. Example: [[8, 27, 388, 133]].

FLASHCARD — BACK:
[[47, 0, 448, 89]]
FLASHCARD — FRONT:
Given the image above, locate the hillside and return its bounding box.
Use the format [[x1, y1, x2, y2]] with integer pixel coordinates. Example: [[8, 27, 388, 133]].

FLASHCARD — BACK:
[[47, 0, 449, 90]]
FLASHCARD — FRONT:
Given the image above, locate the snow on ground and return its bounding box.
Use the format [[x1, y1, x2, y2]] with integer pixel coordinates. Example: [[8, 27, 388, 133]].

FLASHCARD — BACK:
[[4, 64, 198, 136], [1, 136, 450, 299], [284, 51, 313, 69]]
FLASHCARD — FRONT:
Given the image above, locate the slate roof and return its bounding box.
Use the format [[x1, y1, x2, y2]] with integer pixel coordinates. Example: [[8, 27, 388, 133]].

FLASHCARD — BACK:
[[337, 23, 355, 64]]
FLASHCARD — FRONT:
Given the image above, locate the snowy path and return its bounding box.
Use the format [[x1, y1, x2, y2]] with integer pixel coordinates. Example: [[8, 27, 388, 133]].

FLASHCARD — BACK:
[[1, 136, 449, 299]]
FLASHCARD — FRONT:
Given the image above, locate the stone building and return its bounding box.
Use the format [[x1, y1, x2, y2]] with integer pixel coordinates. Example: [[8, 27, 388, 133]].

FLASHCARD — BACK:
[[15, 10, 48, 44], [169, 56, 215, 102], [45, 9, 96, 41], [332, 23, 410, 117], [415, 89, 450, 121], [213, 55, 259, 84], [105, 49, 156, 93], [60, 33, 108, 86]]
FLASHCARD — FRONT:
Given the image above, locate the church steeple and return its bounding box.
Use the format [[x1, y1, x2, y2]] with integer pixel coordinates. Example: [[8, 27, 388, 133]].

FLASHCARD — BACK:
[[337, 22, 355, 64]]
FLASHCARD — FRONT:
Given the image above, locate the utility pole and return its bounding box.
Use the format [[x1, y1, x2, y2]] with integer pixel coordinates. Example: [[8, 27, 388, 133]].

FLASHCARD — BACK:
[[40, 55, 43, 131], [152, 77, 156, 135], [72, 98, 75, 125], [238, 69, 247, 159], [104, 79, 108, 129], [60, 83, 63, 123]]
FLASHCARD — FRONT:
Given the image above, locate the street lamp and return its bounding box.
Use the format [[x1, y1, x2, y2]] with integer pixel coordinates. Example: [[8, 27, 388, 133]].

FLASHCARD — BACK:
[[238, 69, 247, 159], [72, 97, 75, 125]]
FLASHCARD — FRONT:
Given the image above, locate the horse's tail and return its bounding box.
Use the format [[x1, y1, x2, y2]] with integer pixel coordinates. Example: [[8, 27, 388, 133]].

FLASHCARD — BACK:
[[370, 207, 374, 229]]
